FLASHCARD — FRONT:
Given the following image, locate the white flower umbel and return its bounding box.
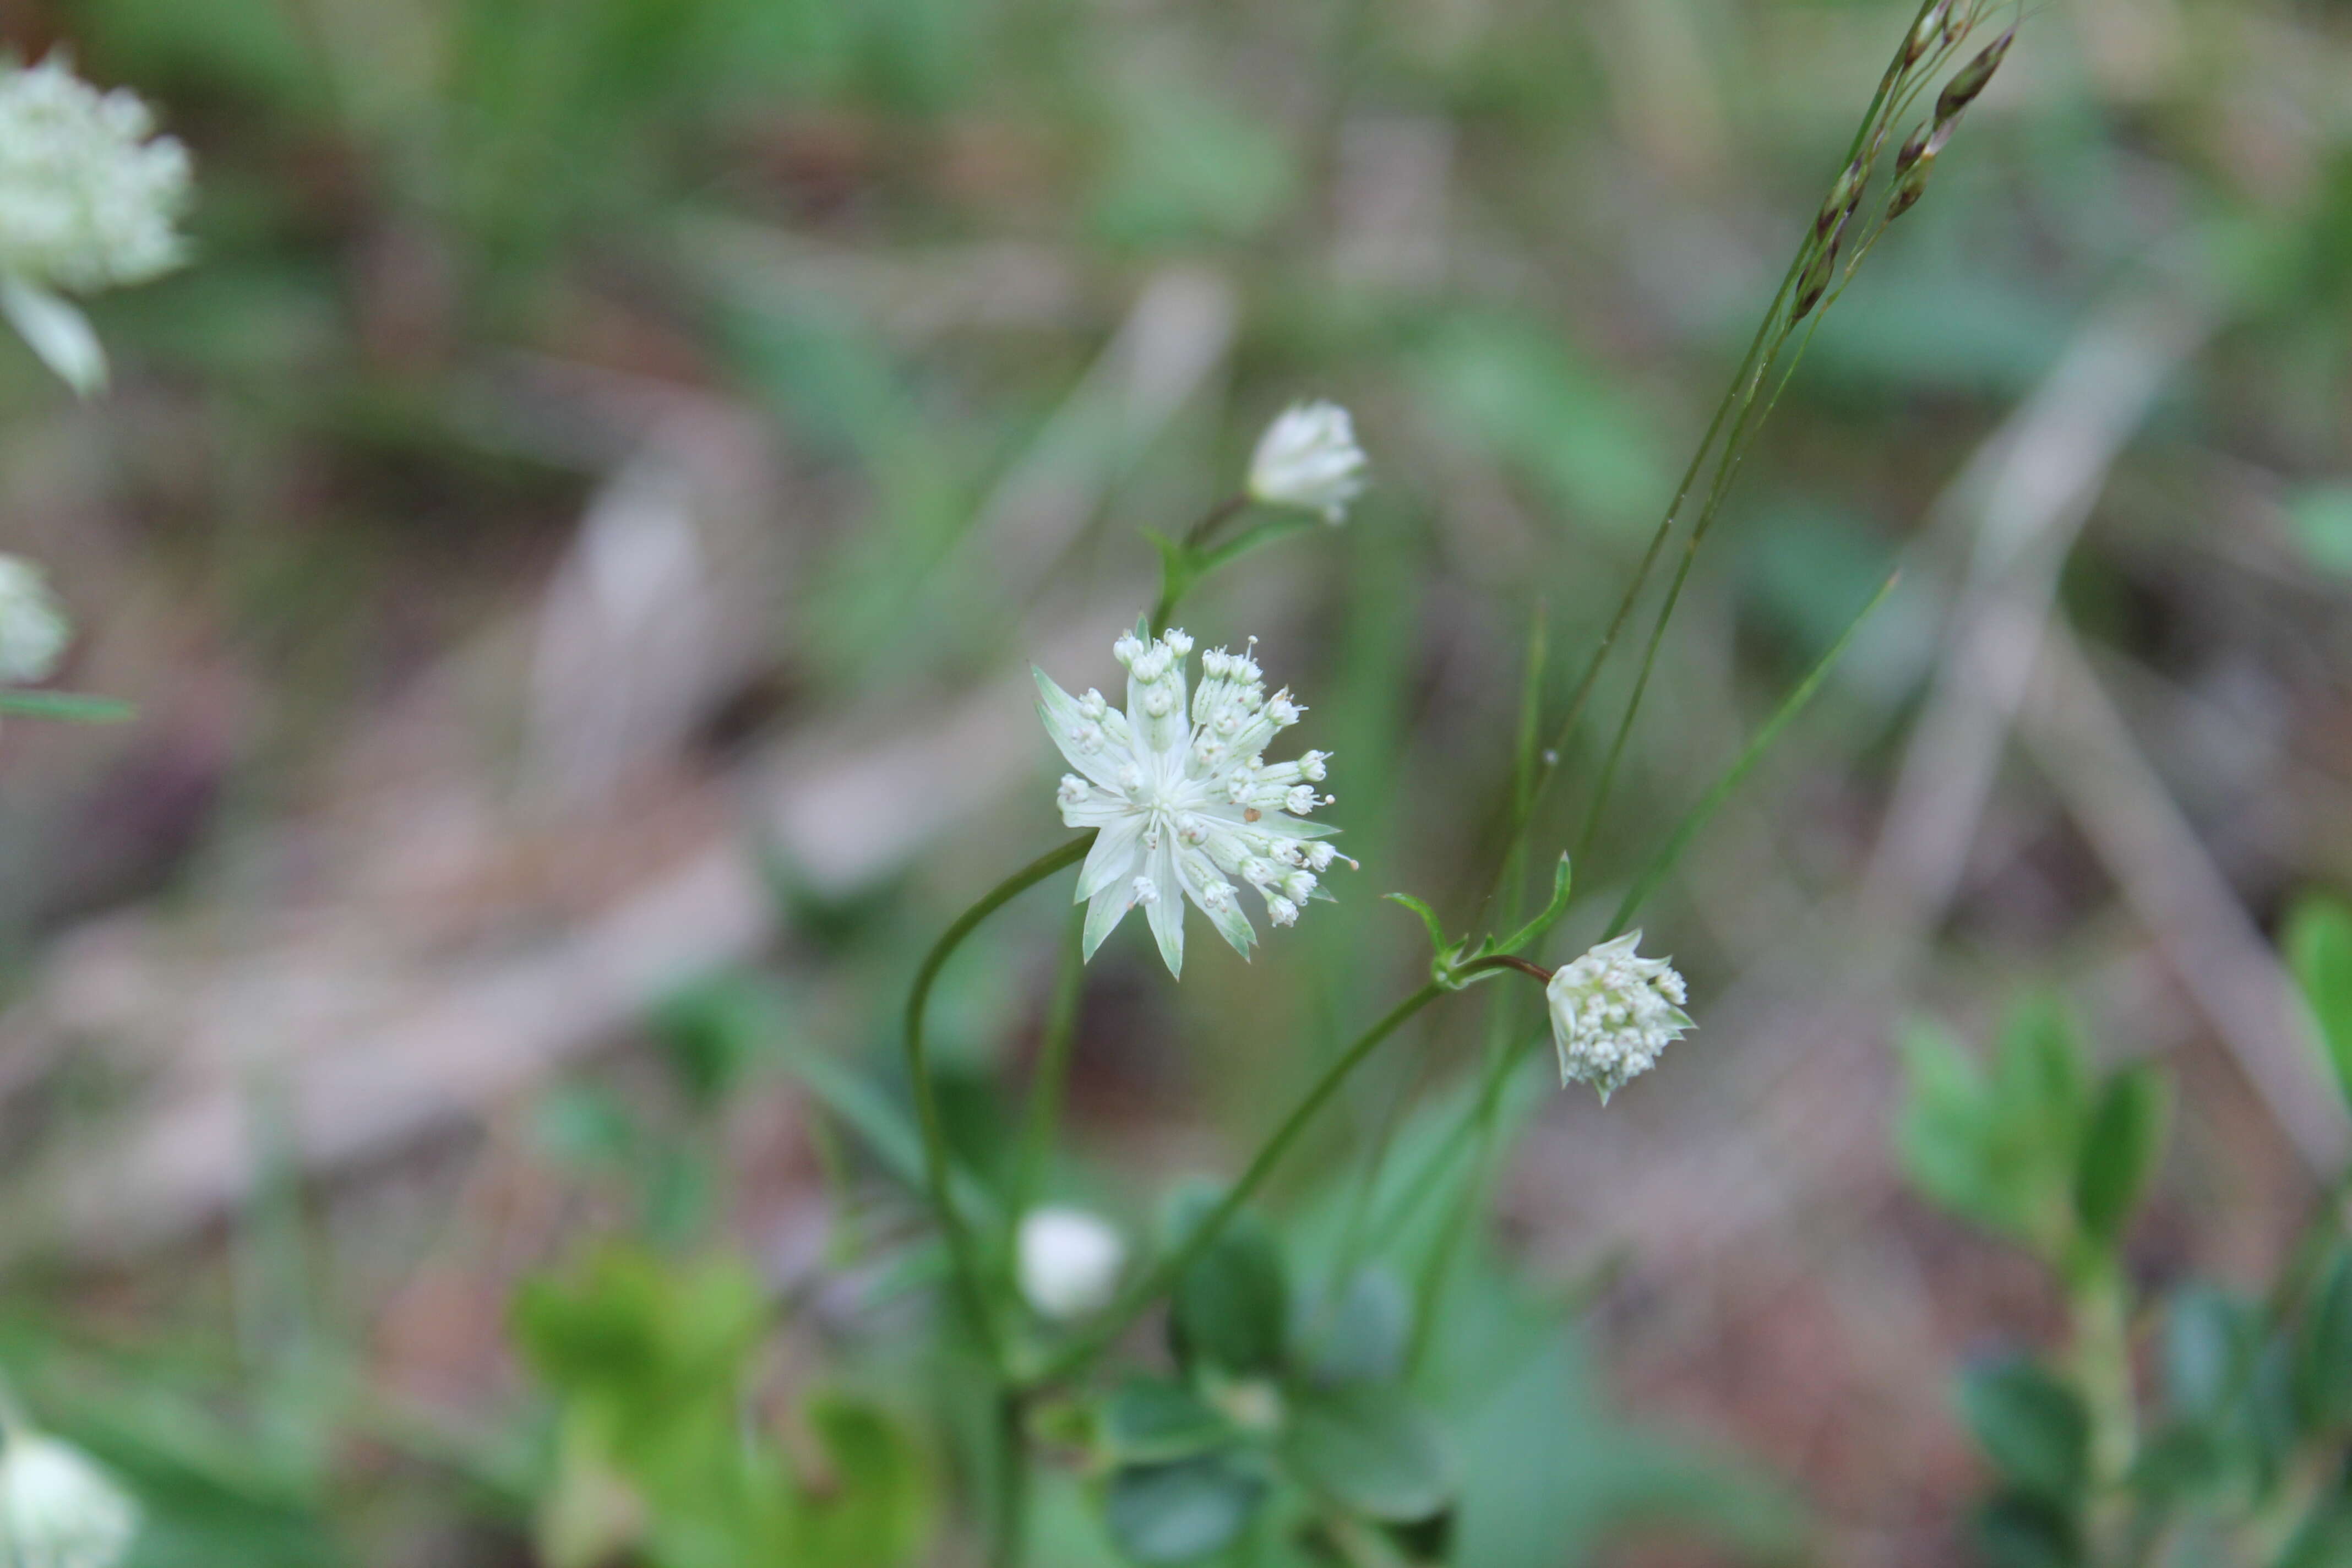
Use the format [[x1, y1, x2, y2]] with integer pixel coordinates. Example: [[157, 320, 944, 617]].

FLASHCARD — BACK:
[[1545, 932, 1693, 1102], [1037, 626, 1347, 977], [1246, 401, 1365, 524], [0, 1433, 140, 1568], [0, 54, 193, 393], [1016, 1206, 1125, 1320], [0, 554, 69, 684]]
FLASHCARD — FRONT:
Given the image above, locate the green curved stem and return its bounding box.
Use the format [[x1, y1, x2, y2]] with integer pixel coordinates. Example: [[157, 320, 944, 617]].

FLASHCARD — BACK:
[[905, 832, 1096, 1367], [1026, 980, 1442, 1386], [1025, 954, 1548, 1390]]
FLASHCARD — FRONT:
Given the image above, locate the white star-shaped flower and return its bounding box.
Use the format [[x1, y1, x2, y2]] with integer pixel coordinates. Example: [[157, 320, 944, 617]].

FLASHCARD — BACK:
[[1036, 626, 1348, 977]]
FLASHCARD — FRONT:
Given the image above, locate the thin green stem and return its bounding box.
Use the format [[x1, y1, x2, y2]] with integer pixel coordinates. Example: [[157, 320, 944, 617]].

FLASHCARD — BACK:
[[1485, 0, 1946, 918], [1184, 494, 1249, 551], [987, 1388, 1030, 1568], [1010, 905, 1088, 1225], [905, 833, 1096, 1369], [1028, 956, 1554, 1390], [1030, 980, 1447, 1387]]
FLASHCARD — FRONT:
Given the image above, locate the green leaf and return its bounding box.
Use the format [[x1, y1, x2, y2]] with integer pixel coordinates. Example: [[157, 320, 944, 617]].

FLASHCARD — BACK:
[[2072, 1066, 2171, 1247], [792, 1393, 936, 1566], [2125, 1425, 2223, 1504], [0, 689, 137, 722], [2275, 1493, 2352, 1568], [2164, 1285, 2258, 1423], [1166, 1199, 1288, 1378], [1102, 1455, 1266, 1564], [1494, 855, 1573, 956], [1302, 1269, 1409, 1387], [1957, 1358, 2090, 1504], [2294, 1246, 2352, 1430], [1971, 1490, 2082, 1568], [1384, 894, 1455, 962], [2287, 894, 2352, 1114], [1098, 1379, 1234, 1465], [1994, 998, 2091, 1166], [1893, 1020, 2002, 1228], [1281, 1384, 1455, 1524], [2289, 484, 2352, 577]]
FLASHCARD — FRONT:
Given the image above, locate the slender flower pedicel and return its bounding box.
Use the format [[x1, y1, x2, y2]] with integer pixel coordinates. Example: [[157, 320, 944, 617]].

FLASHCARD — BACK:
[[1037, 627, 1347, 977], [1246, 401, 1366, 523], [0, 554, 69, 685], [1545, 932, 1694, 1102]]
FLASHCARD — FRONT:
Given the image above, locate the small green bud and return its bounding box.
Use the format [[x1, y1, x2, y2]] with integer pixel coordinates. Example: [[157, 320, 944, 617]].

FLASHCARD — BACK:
[[1943, 0, 1978, 46], [1935, 25, 2016, 123]]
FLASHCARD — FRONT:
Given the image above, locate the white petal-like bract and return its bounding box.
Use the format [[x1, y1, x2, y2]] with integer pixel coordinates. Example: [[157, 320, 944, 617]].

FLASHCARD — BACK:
[[0, 554, 70, 684]]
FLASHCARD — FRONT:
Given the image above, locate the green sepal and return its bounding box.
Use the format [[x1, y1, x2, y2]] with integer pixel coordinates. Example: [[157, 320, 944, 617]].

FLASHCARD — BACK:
[[1493, 854, 1572, 956]]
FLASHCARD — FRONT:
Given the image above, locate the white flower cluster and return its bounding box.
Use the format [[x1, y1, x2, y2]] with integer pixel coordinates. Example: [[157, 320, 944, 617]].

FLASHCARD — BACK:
[[0, 1433, 139, 1568], [0, 54, 192, 394], [1016, 1206, 1125, 1320], [1545, 932, 1693, 1102], [1037, 627, 1347, 977], [0, 554, 69, 685], [1247, 401, 1366, 524], [0, 55, 190, 294]]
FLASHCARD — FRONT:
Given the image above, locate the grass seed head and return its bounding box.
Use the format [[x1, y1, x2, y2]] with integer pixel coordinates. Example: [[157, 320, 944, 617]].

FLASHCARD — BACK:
[[1904, 1, 1952, 67], [1817, 159, 1866, 238], [1935, 25, 2016, 123]]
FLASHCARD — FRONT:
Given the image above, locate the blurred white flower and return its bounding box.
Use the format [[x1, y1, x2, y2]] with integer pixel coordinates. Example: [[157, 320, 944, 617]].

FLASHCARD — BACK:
[[0, 556, 69, 685], [1037, 627, 1348, 977], [1016, 1206, 1125, 1320], [1246, 401, 1365, 523], [0, 1433, 139, 1568], [1545, 933, 1693, 1102], [0, 54, 192, 393]]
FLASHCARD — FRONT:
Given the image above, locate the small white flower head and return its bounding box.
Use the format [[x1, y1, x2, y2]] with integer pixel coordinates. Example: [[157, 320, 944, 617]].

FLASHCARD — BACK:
[[0, 55, 191, 295], [1246, 401, 1366, 524], [1036, 625, 1351, 977], [0, 554, 69, 684], [0, 1433, 140, 1568], [1544, 932, 1693, 1102], [1016, 1206, 1125, 1321]]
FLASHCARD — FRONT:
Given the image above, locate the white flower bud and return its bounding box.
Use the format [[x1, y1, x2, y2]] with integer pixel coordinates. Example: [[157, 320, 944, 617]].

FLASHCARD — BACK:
[[0, 554, 69, 683], [1545, 933, 1694, 1102], [0, 1433, 139, 1568], [1016, 1206, 1125, 1320], [1246, 401, 1366, 523]]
